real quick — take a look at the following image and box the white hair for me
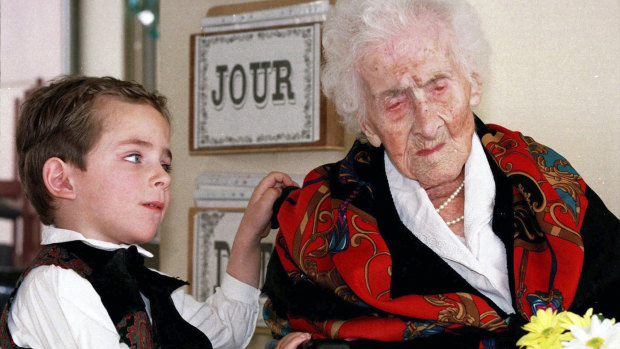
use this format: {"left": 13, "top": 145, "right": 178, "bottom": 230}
{"left": 321, "top": 0, "right": 491, "bottom": 135}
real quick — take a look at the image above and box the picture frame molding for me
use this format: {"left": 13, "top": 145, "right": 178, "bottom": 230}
{"left": 189, "top": 0, "right": 343, "bottom": 154}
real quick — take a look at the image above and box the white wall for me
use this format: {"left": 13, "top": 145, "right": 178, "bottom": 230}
{"left": 472, "top": 1, "right": 620, "bottom": 215}
{"left": 79, "top": 0, "right": 124, "bottom": 77}
{"left": 0, "top": 0, "right": 124, "bottom": 181}
{"left": 0, "top": 0, "right": 64, "bottom": 180}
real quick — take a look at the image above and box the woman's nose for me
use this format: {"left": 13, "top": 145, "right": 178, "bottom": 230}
{"left": 412, "top": 96, "right": 443, "bottom": 139}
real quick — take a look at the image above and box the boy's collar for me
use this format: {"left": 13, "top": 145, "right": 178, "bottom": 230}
{"left": 41, "top": 225, "right": 154, "bottom": 258}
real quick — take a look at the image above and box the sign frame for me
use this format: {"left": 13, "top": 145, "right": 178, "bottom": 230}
{"left": 189, "top": 4, "right": 342, "bottom": 154}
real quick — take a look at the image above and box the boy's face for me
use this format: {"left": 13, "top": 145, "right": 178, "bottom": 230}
{"left": 69, "top": 97, "right": 171, "bottom": 244}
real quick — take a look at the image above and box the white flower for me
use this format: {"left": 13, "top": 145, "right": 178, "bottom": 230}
{"left": 562, "top": 314, "right": 620, "bottom": 349}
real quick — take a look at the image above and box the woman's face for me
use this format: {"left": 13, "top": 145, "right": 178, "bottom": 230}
{"left": 358, "top": 22, "right": 482, "bottom": 189}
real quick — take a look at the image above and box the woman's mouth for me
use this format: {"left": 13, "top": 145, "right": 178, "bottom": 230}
{"left": 416, "top": 143, "right": 444, "bottom": 156}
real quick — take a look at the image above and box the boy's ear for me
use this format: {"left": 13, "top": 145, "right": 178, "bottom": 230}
{"left": 42, "top": 157, "right": 77, "bottom": 200}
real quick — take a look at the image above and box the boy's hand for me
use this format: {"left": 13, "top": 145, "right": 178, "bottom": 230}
{"left": 275, "top": 332, "right": 311, "bottom": 349}
{"left": 241, "top": 172, "right": 297, "bottom": 241}
{"left": 227, "top": 172, "right": 297, "bottom": 287}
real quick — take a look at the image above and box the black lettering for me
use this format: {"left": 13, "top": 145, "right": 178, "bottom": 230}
{"left": 272, "top": 60, "right": 295, "bottom": 103}
{"left": 214, "top": 241, "right": 230, "bottom": 291}
{"left": 249, "top": 61, "right": 272, "bottom": 107}
{"left": 211, "top": 65, "right": 228, "bottom": 108}
{"left": 229, "top": 64, "right": 246, "bottom": 107}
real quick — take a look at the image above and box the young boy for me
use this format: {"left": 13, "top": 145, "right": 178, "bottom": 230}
{"left": 0, "top": 76, "right": 300, "bottom": 348}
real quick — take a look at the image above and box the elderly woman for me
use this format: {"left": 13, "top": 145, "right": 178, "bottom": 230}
{"left": 263, "top": 0, "right": 619, "bottom": 347}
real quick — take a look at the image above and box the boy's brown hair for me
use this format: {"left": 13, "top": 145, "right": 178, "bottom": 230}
{"left": 16, "top": 75, "right": 171, "bottom": 225}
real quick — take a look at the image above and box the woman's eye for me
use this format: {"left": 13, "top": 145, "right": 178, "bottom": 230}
{"left": 162, "top": 163, "right": 172, "bottom": 173}
{"left": 385, "top": 96, "right": 407, "bottom": 111}
{"left": 431, "top": 82, "right": 447, "bottom": 94}
{"left": 386, "top": 102, "right": 402, "bottom": 111}
{"left": 124, "top": 154, "right": 141, "bottom": 163}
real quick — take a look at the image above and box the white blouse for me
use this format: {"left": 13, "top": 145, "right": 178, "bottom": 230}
{"left": 385, "top": 133, "right": 515, "bottom": 314}
{"left": 7, "top": 226, "right": 260, "bottom": 349}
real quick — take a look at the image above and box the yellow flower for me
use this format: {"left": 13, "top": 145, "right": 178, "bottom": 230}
{"left": 558, "top": 308, "right": 593, "bottom": 332}
{"left": 517, "top": 308, "right": 574, "bottom": 349}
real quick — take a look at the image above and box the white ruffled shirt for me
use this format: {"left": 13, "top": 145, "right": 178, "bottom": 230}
{"left": 7, "top": 226, "right": 260, "bottom": 349}
{"left": 385, "top": 134, "right": 515, "bottom": 314}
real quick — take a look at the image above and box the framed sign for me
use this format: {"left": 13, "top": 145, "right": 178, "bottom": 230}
{"left": 188, "top": 207, "right": 276, "bottom": 329}
{"left": 190, "top": 0, "right": 342, "bottom": 154}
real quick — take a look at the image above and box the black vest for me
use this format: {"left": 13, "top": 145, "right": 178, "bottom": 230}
{"left": 0, "top": 241, "right": 212, "bottom": 349}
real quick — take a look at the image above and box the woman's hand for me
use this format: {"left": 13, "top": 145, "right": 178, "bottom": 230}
{"left": 275, "top": 332, "right": 311, "bottom": 349}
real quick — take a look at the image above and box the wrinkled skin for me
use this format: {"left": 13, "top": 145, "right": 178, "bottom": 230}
{"left": 358, "top": 19, "right": 482, "bottom": 191}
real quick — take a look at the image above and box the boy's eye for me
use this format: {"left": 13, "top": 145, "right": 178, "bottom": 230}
{"left": 162, "top": 163, "right": 172, "bottom": 173}
{"left": 124, "top": 154, "right": 141, "bottom": 163}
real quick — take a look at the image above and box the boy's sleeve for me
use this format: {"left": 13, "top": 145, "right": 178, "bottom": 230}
{"left": 8, "top": 265, "right": 129, "bottom": 349}
{"left": 172, "top": 272, "right": 260, "bottom": 349}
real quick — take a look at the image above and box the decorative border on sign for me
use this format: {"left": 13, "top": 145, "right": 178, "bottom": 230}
{"left": 193, "top": 210, "right": 225, "bottom": 301}
{"left": 194, "top": 24, "right": 318, "bottom": 148}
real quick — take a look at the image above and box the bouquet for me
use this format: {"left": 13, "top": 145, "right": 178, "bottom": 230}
{"left": 517, "top": 308, "right": 620, "bottom": 349}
